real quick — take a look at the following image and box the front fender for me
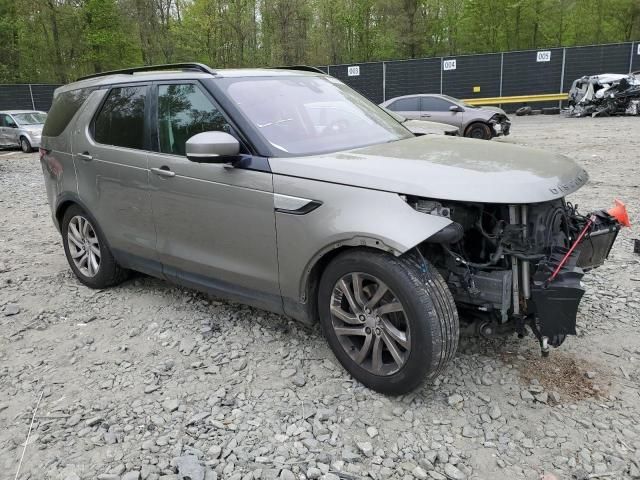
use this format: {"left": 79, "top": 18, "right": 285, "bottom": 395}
{"left": 273, "top": 175, "right": 452, "bottom": 307}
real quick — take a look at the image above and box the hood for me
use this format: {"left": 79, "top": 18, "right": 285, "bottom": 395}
{"left": 271, "top": 135, "right": 588, "bottom": 204}
{"left": 480, "top": 105, "right": 508, "bottom": 116}
{"left": 21, "top": 124, "right": 44, "bottom": 133}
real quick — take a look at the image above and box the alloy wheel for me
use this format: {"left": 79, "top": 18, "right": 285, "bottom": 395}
{"left": 67, "top": 215, "right": 101, "bottom": 277}
{"left": 329, "top": 272, "right": 410, "bottom": 376}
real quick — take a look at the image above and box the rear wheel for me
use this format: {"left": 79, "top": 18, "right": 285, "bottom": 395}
{"left": 465, "top": 122, "right": 492, "bottom": 140}
{"left": 20, "top": 137, "right": 33, "bottom": 153}
{"left": 62, "top": 205, "right": 128, "bottom": 288}
{"left": 318, "top": 250, "right": 459, "bottom": 395}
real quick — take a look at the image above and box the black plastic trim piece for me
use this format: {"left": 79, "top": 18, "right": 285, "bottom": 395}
{"left": 272, "top": 66, "right": 326, "bottom": 74}
{"left": 275, "top": 200, "right": 323, "bottom": 215}
{"left": 77, "top": 63, "right": 216, "bottom": 81}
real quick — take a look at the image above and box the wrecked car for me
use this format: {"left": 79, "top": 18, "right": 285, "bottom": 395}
{"left": 382, "top": 107, "right": 460, "bottom": 136}
{"left": 567, "top": 73, "right": 640, "bottom": 117}
{"left": 41, "top": 63, "right": 629, "bottom": 395}
{"left": 380, "top": 94, "right": 510, "bottom": 140}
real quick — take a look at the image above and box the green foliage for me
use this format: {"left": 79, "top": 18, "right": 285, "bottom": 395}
{"left": 1, "top": 0, "right": 638, "bottom": 83}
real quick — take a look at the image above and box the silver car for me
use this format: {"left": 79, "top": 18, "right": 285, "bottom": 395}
{"left": 40, "top": 64, "right": 624, "bottom": 394}
{"left": 0, "top": 110, "right": 47, "bottom": 152}
{"left": 380, "top": 94, "right": 510, "bottom": 140}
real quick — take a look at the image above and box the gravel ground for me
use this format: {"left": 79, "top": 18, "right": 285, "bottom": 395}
{"left": 1, "top": 115, "right": 639, "bottom": 480}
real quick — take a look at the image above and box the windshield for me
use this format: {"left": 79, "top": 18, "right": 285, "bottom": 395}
{"left": 220, "top": 76, "right": 412, "bottom": 156}
{"left": 440, "top": 94, "right": 476, "bottom": 109}
{"left": 13, "top": 112, "right": 47, "bottom": 125}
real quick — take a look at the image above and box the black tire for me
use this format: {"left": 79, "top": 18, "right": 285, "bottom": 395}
{"left": 464, "top": 122, "right": 492, "bottom": 140}
{"left": 61, "top": 205, "right": 128, "bottom": 289}
{"left": 515, "top": 106, "right": 532, "bottom": 116}
{"left": 318, "top": 249, "right": 459, "bottom": 395}
{"left": 20, "top": 137, "right": 33, "bottom": 153}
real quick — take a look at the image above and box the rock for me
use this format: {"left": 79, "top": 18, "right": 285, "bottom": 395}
{"left": 66, "top": 413, "right": 82, "bottom": 427}
{"left": 292, "top": 373, "right": 306, "bottom": 387}
{"left": 306, "top": 467, "right": 321, "bottom": 479}
{"left": 207, "top": 444, "right": 222, "bottom": 459}
{"left": 534, "top": 392, "right": 548, "bottom": 403}
{"left": 444, "top": 463, "right": 466, "bottom": 480}
{"left": 413, "top": 466, "right": 429, "bottom": 479}
{"left": 122, "top": 472, "right": 141, "bottom": 480}
{"left": 585, "top": 371, "right": 596, "bottom": 379}
{"left": 447, "top": 394, "right": 464, "bottom": 407}
{"left": 357, "top": 441, "right": 373, "bottom": 457}
{"left": 428, "top": 471, "right": 446, "bottom": 480}
{"left": 163, "top": 398, "right": 180, "bottom": 412}
{"left": 144, "top": 385, "right": 160, "bottom": 394}
{"left": 549, "top": 391, "right": 561, "bottom": 403}
{"left": 179, "top": 337, "right": 197, "bottom": 355}
{"left": 176, "top": 455, "right": 205, "bottom": 480}
{"left": 279, "top": 469, "right": 295, "bottom": 480}
{"left": 231, "top": 358, "right": 247, "bottom": 371}
{"left": 520, "top": 390, "right": 534, "bottom": 401}
{"left": 3, "top": 304, "right": 20, "bottom": 316}
{"left": 85, "top": 416, "right": 102, "bottom": 427}
{"left": 280, "top": 368, "right": 296, "bottom": 378}
{"left": 461, "top": 425, "right": 476, "bottom": 438}
{"left": 366, "top": 426, "right": 378, "bottom": 438}
{"left": 64, "top": 473, "right": 81, "bottom": 480}
{"left": 488, "top": 405, "right": 501, "bottom": 419}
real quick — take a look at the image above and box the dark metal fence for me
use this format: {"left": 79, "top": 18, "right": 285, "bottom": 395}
{"left": 325, "top": 42, "right": 640, "bottom": 110}
{"left": 1, "top": 42, "right": 639, "bottom": 112}
{"left": 0, "top": 84, "right": 59, "bottom": 111}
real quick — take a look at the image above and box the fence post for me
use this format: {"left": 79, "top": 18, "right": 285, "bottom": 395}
{"left": 559, "top": 48, "right": 567, "bottom": 109}
{"left": 440, "top": 57, "right": 443, "bottom": 94}
{"left": 499, "top": 52, "right": 504, "bottom": 108}
{"left": 28, "top": 84, "right": 35, "bottom": 110}
{"left": 629, "top": 42, "right": 635, "bottom": 73}
{"left": 382, "top": 61, "right": 386, "bottom": 102}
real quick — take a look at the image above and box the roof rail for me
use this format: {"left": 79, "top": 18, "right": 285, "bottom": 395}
{"left": 76, "top": 63, "right": 216, "bottom": 81}
{"left": 272, "top": 65, "right": 326, "bottom": 74}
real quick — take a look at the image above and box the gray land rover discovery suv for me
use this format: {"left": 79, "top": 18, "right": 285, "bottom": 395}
{"left": 40, "top": 63, "right": 626, "bottom": 394}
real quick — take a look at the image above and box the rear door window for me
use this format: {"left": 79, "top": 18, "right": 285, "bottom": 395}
{"left": 42, "top": 88, "right": 91, "bottom": 137}
{"left": 94, "top": 86, "right": 147, "bottom": 149}
{"left": 388, "top": 97, "right": 420, "bottom": 111}
{"left": 157, "top": 83, "right": 230, "bottom": 156}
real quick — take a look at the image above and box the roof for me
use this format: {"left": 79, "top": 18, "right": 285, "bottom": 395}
{"left": 58, "top": 64, "right": 324, "bottom": 94}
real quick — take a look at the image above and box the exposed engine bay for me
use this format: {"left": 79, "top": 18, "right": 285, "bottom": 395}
{"left": 410, "top": 196, "right": 627, "bottom": 354}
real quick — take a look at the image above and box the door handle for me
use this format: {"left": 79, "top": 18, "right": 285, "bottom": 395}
{"left": 420, "top": 114, "right": 431, "bottom": 118}
{"left": 151, "top": 167, "right": 176, "bottom": 178}
{"left": 77, "top": 152, "right": 93, "bottom": 161}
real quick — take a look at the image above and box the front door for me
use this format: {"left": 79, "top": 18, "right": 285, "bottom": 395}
{"left": 147, "top": 82, "right": 281, "bottom": 311}
{"left": 388, "top": 96, "right": 422, "bottom": 120}
{"left": 421, "top": 96, "right": 463, "bottom": 128}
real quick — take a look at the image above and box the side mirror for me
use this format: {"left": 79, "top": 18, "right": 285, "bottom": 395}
{"left": 186, "top": 131, "right": 240, "bottom": 162}
{"left": 449, "top": 105, "right": 464, "bottom": 113}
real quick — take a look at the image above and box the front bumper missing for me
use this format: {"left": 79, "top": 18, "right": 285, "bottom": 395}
{"left": 529, "top": 211, "right": 620, "bottom": 342}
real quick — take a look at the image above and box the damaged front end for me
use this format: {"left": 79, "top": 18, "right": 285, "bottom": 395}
{"left": 413, "top": 197, "right": 629, "bottom": 355}
{"left": 567, "top": 73, "right": 640, "bottom": 118}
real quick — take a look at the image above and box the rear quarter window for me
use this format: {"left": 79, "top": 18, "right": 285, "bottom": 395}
{"left": 42, "top": 88, "right": 92, "bottom": 137}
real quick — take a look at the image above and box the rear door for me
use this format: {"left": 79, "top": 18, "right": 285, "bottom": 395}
{"left": 421, "top": 96, "right": 462, "bottom": 127}
{"left": 147, "top": 81, "right": 281, "bottom": 309}
{"left": 386, "top": 96, "right": 422, "bottom": 120}
{"left": 72, "top": 84, "right": 159, "bottom": 274}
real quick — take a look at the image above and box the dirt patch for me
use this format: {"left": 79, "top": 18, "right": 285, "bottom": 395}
{"left": 502, "top": 349, "right": 611, "bottom": 401}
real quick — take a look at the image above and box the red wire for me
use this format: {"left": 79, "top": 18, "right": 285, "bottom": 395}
{"left": 546, "top": 215, "right": 594, "bottom": 285}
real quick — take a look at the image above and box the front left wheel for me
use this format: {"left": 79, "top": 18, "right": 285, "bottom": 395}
{"left": 318, "top": 250, "right": 459, "bottom": 395}
{"left": 62, "top": 205, "right": 128, "bottom": 289}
